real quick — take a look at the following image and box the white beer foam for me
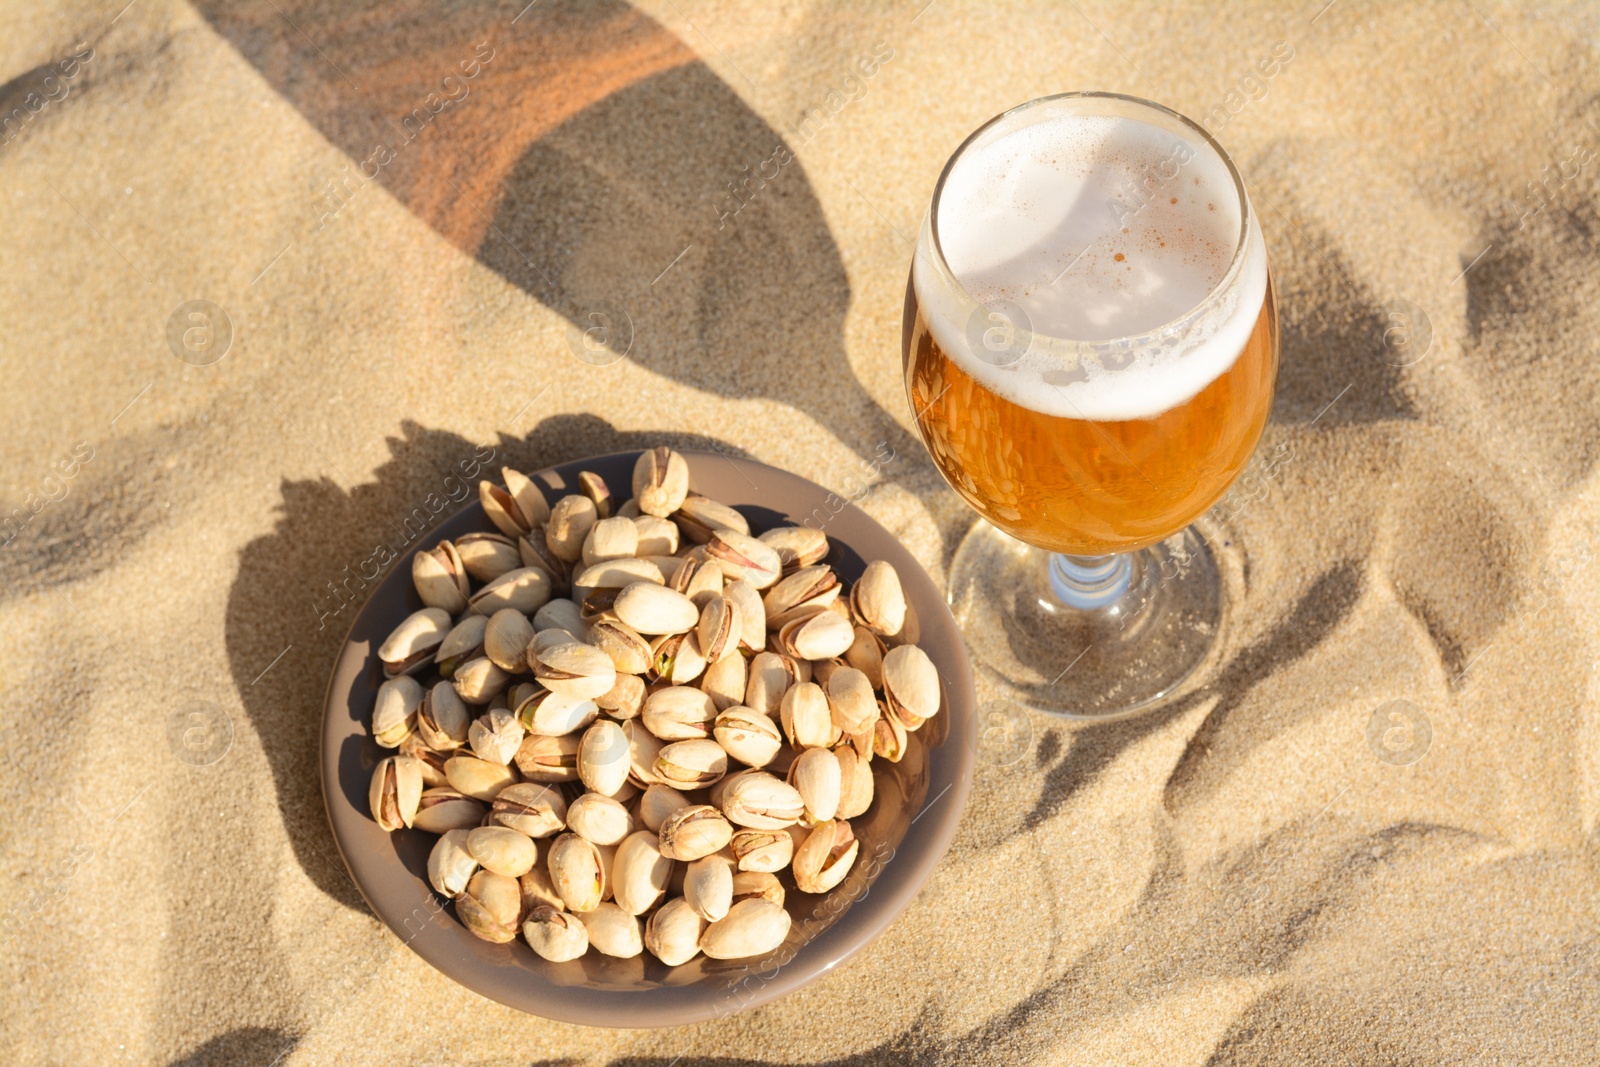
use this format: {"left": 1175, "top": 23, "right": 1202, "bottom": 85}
{"left": 915, "top": 110, "right": 1267, "bottom": 422}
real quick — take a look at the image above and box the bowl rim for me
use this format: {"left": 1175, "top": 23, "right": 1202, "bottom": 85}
{"left": 319, "top": 449, "right": 975, "bottom": 1026}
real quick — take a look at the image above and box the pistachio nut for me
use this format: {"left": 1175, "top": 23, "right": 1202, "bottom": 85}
{"left": 833, "top": 744, "right": 876, "bottom": 820}
{"left": 611, "top": 830, "right": 672, "bottom": 916}
{"left": 758, "top": 526, "right": 828, "bottom": 574}
{"left": 673, "top": 556, "right": 725, "bottom": 607}
{"left": 483, "top": 609, "right": 535, "bottom": 673}
{"left": 723, "top": 579, "right": 766, "bottom": 651}
{"left": 588, "top": 619, "right": 652, "bottom": 675}
{"left": 580, "top": 515, "right": 638, "bottom": 567}
{"left": 412, "top": 541, "right": 470, "bottom": 614}
{"left": 467, "top": 825, "right": 538, "bottom": 878}
{"left": 565, "top": 791, "right": 634, "bottom": 846}
{"left": 744, "top": 651, "right": 795, "bottom": 716}
{"left": 729, "top": 869, "right": 786, "bottom": 909}
{"left": 704, "top": 529, "right": 782, "bottom": 589}
{"left": 786, "top": 747, "right": 841, "bottom": 824}
{"left": 779, "top": 682, "right": 837, "bottom": 750}
{"left": 632, "top": 447, "right": 690, "bottom": 518}
{"left": 882, "top": 643, "right": 941, "bottom": 729}
{"left": 614, "top": 582, "right": 699, "bottom": 635}
{"left": 697, "top": 595, "right": 741, "bottom": 663}
{"left": 762, "top": 566, "right": 842, "bottom": 629}
{"left": 644, "top": 897, "right": 707, "bottom": 966}
{"left": 648, "top": 631, "right": 706, "bottom": 685}
{"left": 379, "top": 608, "right": 452, "bottom": 677}
{"left": 825, "top": 666, "right": 879, "bottom": 736}
{"left": 468, "top": 707, "right": 526, "bottom": 766}
{"left": 480, "top": 472, "right": 543, "bottom": 538}
{"left": 545, "top": 494, "right": 598, "bottom": 564}
{"left": 729, "top": 829, "right": 794, "bottom": 874}
{"left": 577, "top": 720, "right": 630, "bottom": 797}
{"left": 633, "top": 514, "right": 679, "bottom": 556}
{"left": 642, "top": 686, "right": 718, "bottom": 741}
{"left": 522, "top": 905, "right": 589, "bottom": 962}
{"left": 672, "top": 495, "right": 750, "bottom": 544}
{"left": 574, "top": 557, "right": 664, "bottom": 591}
{"left": 452, "top": 657, "right": 510, "bottom": 706}
{"left": 843, "top": 624, "right": 886, "bottom": 689}
{"left": 579, "top": 901, "right": 644, "bottom": 958}
{"left": 700, "top": 898, "right": 791, "bottom": 960}
{"left": 850, "top": 559, "right": 907, "bottom": 637}
{"left": 457, "top": 869, "right": 522, "bottom": 944}
{"left": 778, "top": 609, "right": 856, "bottom": 662}
{"left": 571, "top": 470, "right": 609, "bottom": 518}
{"left": 415, "top": 680, "right": 470, "bottom": 751}
{"left": 638, "top": 783, "right": 692, "bottom": 833}
{"left": 713, "top": 706, "right": 783, "bottom": 768}
{"left": 469, "top": 567, "right": 553, "bottom": 616}
{"left": 657, "top": 805, "right": 733, "bottom": 862}
{"left": 514, "top": 689, "right": 600, "bottom": 737}
{"left": 513, "top": 732, "right": 582, "bottom": 783}
{"left": 369, "top": 755, "right": 423, "bottom": 831}
{"left": 456, "top": 531, "right": 521, "bottom": 583}
{"left": 547, "top": 832, "right": 606, "bottom": 913}
{"left": 684, "top": 852, "right": 734, "bottom": 922}
{"left": 433, "top": 614, "right": 488, "bottom": 678}
{"left": 792, "top": 819, "right": 859, "bottom": 895}
{"left": 719, "top": 771, "right": 804, "bottom": 829}
{"left": 372, "top": 676, "right": 423, "bottom": 748}
{"left": 700, "top": 651, "right": 747, "bottom": 712}
{"left": 533, "top": 641, "right": 616, "bottom": 701}
{"left": 444, "top": 754, "right": 518, "bottom": 802}
{"left": 595, "top": 672, "right": 646, "bottom": 719}
{"left": 490, "top": 782, "right": 568, "bottom": 838}
{"left": 427, "top": 828, "right": 479, "bottom": 897}
{"left": 412, "top": 787, "right": 487, "bottom": 833}
{"left": 652, "top": 739, "right": 728, "bottom": 789}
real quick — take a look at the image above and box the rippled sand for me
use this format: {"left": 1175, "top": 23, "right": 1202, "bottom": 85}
{"left": 1, "top": 1, "right": 1597, "bottom": 1063}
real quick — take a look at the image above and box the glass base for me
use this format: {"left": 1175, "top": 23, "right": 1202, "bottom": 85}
{"left": 948, "top": 519, "right": 1228, "bottom": 719}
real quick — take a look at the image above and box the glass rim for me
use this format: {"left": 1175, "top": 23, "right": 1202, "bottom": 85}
{"left": 924, "top": 90, "right": 1257, "bottom": 351}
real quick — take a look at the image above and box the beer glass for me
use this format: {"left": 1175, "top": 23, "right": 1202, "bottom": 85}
{"left": 904, "top": 92, "right": 1279, "bottom": 718}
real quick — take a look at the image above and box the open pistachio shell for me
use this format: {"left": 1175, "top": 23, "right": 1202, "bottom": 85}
{"left": 379, "top": 608, "right": 452, "bottom": 677}
{"left": 369, "top": 755, "right": 423, "bottom": 830}
{"left": 523, "top": 905, "right": 589, "bottom": 962}
{"left": 412, "top": 541, "right": 469, "bottom": 614}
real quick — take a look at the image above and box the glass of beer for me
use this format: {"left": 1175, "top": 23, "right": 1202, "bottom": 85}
{"left": 904, "top": 92, "right": 1279, "bottom": 717}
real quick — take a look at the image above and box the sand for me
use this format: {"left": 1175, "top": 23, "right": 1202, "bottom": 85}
{"left": 2, "top": 0, "right": 1599, "bottom": 1063}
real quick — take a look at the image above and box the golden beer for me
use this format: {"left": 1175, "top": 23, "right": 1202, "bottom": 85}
{"left": 905, "top": 279, "right": 1278, "bottom": 555}
{"left": 900, "top": 90, "right": 1282, "bottom": 717}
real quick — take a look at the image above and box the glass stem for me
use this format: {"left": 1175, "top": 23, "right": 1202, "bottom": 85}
{"left": 1048, "top": 552, "right": 1134, "bottom": 610}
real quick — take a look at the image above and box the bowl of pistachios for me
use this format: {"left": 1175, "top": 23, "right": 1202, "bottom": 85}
{"left": 321, "top": 448, "right": 975, "bottom": 1025}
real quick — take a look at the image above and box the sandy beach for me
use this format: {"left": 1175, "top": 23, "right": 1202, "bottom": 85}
{"left": 2, "top": 0, "right": 1599, "bottom": 1063}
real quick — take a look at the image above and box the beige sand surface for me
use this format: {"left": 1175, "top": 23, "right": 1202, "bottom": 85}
{"left": 3, "top": 0, "right": 1599, "bottom": 1063}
